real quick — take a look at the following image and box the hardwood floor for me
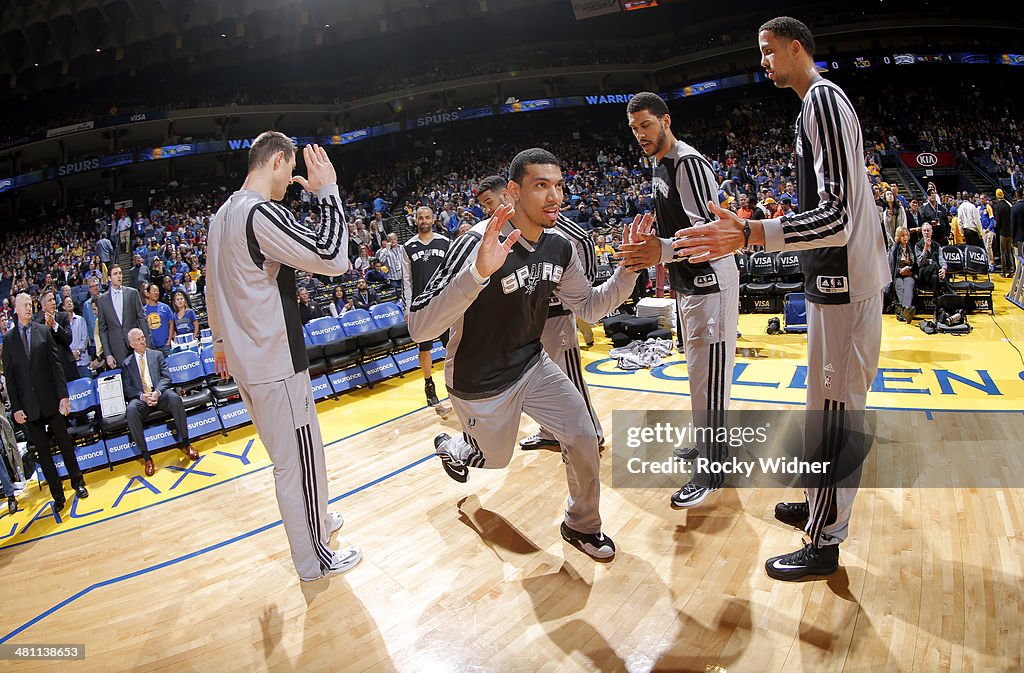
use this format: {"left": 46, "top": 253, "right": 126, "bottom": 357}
{"left": 1, "top": 379, "right": 1021, "bottom": 672}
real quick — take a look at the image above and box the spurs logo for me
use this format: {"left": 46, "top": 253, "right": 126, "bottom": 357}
{"left": 500, "top": 262, "right": 564, "bottom": 295}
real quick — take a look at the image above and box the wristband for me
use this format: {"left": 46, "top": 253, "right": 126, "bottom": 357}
{"left": 468, "top": 262, "right": 488, "bottom": 285}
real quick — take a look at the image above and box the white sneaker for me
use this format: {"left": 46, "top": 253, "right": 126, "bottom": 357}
{"left": 301, "top": 546, "right": 362, "bottom": 581}
{"left": 324, "top": 546, "right": 362, "bottom": 577}
{"left": 328, "top": 511, "right": 344, "bottom": 534}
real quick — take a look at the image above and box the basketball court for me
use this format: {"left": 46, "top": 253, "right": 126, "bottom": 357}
{"left": 1, "top": 278, "right": 1022, "bottom": 672}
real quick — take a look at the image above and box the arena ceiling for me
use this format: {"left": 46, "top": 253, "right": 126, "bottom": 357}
{"left": 0, "top": 0, "right": 564, "bottom": 95}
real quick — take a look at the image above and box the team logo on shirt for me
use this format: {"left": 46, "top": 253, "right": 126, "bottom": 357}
{"left": 500, "top": 262, "right": 564, "bottom": 295}
{"left": 816, "top": 276, "right": 848, "bottom": 294}
{"left": 410, "top": 248, "right": 447, "bottom": 262}
{"left": 652, "top": 176, "right": 671, "bottom": 199}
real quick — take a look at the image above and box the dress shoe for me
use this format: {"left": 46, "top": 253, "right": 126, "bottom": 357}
{"left": 53, "top": 497, "right": 66, "bottom": 513}
{"left": 7, "top": 496, "right": 17, "bottom": 516}
{"left": 144, "top": 459, "right": 155, "bottom": 477}
{"left": 75, "top": 485, "right": 89, "bottom": 499}
{"left": 181, "top": 444, "right": 199, "bottom": 461}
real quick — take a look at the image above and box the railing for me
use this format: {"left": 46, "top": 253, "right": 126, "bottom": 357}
{"left": 894, "top": 155, "right": 928, "bottom": 202}
{"left": 961, "top": 156, "right": 1002, "bottom": 191}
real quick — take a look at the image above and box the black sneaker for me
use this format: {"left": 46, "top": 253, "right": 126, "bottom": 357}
{"left": 673, "top": 446, "right": 699, "bottom": 461}
{"left": 434, "top": 433, "right": 469, "bottom": 483}
{"left": 670, "top": 482, "right": 717, "bottom": 508}
{"left": 425, "top": 378, "right": 441, "bottom": 407}
{"left": 774, "top": 501, "right": 809, "bottom": 528}
{"left": 560, "top": 521, "right": 616, "bottom": 561}
{"left": 765, "top": 543, "right": 839, "bottom": 581}
{"left": 520, "top": 432, "right": 561, "bottom": 451}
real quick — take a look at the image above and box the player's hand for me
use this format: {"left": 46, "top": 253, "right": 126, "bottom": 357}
{"left": 473, "top": 204, "right": 520, "bottom": 278}
{"left": 672, "top": 201, "right": 747, "bottom": 263}
{"left": 214, "top": 350, "right": 230, "bottom": 380}
{"left": 291, "top": 144, "right": 336, "bottom": 194}
{"left": 613, "top": 212, "right": 657, "bottom": 272}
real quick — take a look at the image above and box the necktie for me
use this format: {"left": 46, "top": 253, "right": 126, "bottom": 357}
{"left": 21, "top": 326, "right": 29, "bottom": 357}
{"left": 139, "top": 353, "right": 153, "bottom": 394}
{"left": 114, "top": 289, "right": 123, "bottom": 324}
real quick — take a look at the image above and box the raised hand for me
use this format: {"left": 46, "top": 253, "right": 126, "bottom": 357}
{"left": 672, "top": 200, "right": 746, "bottom": 263}
{"left": 473, "top": 203, "right": 521, "bottom": 278}
{"left": 613, "top": 212, "right": 658, "bottom": 272}
{"left": 290, "top": 144, "right": 337, "bottom": 194}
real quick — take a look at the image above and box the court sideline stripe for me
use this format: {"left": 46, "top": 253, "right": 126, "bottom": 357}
{"left": 0, "top": 400, "right": 448, "bottom": 552}
{"left": 0, "top": 453, "right": 436, "bottom": 645}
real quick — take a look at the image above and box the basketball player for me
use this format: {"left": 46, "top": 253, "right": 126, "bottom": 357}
{"left": 400, "top": 205, "right": 452, "bottom": 417}
{"left": 409, "top": 148, "right": 657, "bottom": 561}
{"left": 617, "top": 92, "right": 739, "bottom": 509}
{"left": 475, "top": 174, "right": 604, "bottom": 452}
{"left": 673, "top": 17, "right": 888, "bottom": 580}
{"left": 206, "top": 133, "right": 361, "bottom": 581}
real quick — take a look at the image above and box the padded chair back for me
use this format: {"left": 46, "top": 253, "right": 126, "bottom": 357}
{"left": 964, "top": 245, "right": 989, "bottom": 274}
{"left": 776, "top": 251, "right": 802, "bottom": 277}
{"left": 200, "top": 345, "right": 217, "bottom": 377}
{"left": 940, "top": 245, "right": 966, "bottom": 274}
{"left": 305, "top": 316, "right": 344, "bottom": 345}
{"left": 340, "top": 309, "right": 376, "bottom": 336}
{"left": 165, "top": 350, "right": 205, "bottom": 386}
{"left": 747, "top": 251, "right": 778, "bottom": 279}
{"left": 369, "top": 302, "right": 404, "bottom": 329}
{"left": 67, "top": 377, "right": 99, "bottom": 413}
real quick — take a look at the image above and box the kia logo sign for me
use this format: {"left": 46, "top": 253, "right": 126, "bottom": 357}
{"left": 916, "top": 153, "right": 939, "bottom": 167}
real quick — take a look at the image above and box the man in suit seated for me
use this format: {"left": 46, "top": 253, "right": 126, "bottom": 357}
{"left": 121, "top": 327, "right": 198, "bottom": 476}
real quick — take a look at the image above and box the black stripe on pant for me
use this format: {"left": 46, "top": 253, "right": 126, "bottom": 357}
{"left": 706, "top": 341, "right": 728, "bottom": 490}
{"left": 562, "top": 346, "right": 600, "bottom": 440}
{"left": 463, "top": 432, "right": 485, "bottom": 467}
{"left": 808, "top": 400, "right": 844, "bottom": 546}
{"left": 295, "top": 424, "right": 335, "bottom": 571}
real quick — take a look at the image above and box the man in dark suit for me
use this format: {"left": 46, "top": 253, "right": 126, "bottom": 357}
{"left": 121, "top": 327, "right": 198, "bottom": 477}
{"left": 1013, "top": 190, "right": 1024, "bottom": 261}
{"left": 33, "top": 290, "right": 80, "bottom": 383}
{"left": 2, "top": 293, "right": 88, "bottom": 510}
{"left": 98, "top": 265, "right": 151, "bottom": 370}
{"left": 921, "top": 191, "right": 950, "bottom": 245}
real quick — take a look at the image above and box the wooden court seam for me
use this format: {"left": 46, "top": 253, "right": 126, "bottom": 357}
{"left": 0, "top": 452, "right": 437, "bottom": 645}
